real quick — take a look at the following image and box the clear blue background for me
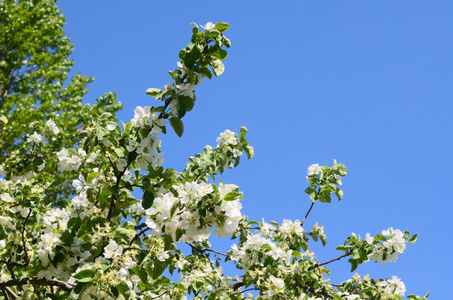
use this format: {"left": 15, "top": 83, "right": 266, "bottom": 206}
{"left": 59, "top": 1, "right": 452, "bottom": 298}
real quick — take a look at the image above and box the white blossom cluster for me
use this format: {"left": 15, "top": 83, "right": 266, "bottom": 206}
{"left": 25, "top": 119, "right": 60, "bottom": 146}
{"left": 56, "top": 148, "right": 87, "bottom": 171}
{"left": 145, "top": 182, "right": 242, "bottom": 244}
{"left": 366, "top": 228, "right": 407, "bottom": 263}
{"left": 128, "top": 106, "right": 166, "bottom": 171}
{"left": 71, "top": 174, "right": 98, "bottom": 209}
{"left": 307, "top": 163, "right": 321, "bottom": 177}
{"left": 306, "top": 163, "right": 342, "bottom": 185}
{"left": 26, "top": 131, "right": 46, "bottom": 145}
{"left": 265, "top": 275, "right": 285, "bottom": 297}
{"left": 175, "top": 62, "right": 203, "bottom": 98}
{"left": 341, "top": 273, "right": 406, "bottom": 299}
{"left": 181, "top": 263, "right": 227, "bottom": 293}
{"left": 216, "top": 129, "right": 243, "bottom": 161}
{"left": 130, "top": 106, "right": 165, "bottom": 135}
{"left": 46, "top": 119, "right": 60, "bottom": 134}
{"left": 378, "top": 275, "right": 406, "bottom": 297}
{"left": 230, "top": 232, "right": 293, "bottom": 271}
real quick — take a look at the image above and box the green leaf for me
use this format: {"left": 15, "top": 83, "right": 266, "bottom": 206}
{"left": 130, "top": 266, "right": 148, "bottom": 284}
{"left": 336, "top": 245, "right": 349, "bottom": 252}
{"left": 114, "top": 147, "right": 125, "bottom": 157}
{"left": 116, "top": 227, "right": 136, "bottom": 242}
{"left": 169, "top": 117, "right": 184, "bottom": 137}
{"left": 197, "top": 67, "right": 212, "bottom": 80}
{"left": 142, "top": 191, "right": 155, "bottom": 210}
{"left": 153, "top": 260, "right": 167, "bottom": 279}
{"left": 67, "top": 217, "right": 82, "bottom": 235}
{"left": 224, "top": 191, "right": 243, "bottom": 201}
{"left": 117, "top": 282, "right": 131, "bottom": 300}
{"left": 146, "top": 88, "right": 162, "bottom": 98}
{"left": 408, "top": 233, "right": 418, "bottom": 244}
{"left": 73, "top": 269, "right": 96, "bottom": 283}
{"left": 212, "top": 49, "right": 228, "bottom": 60}
{"left": 72, "top": 282, "right": 87, "bottom": 295}
{"left": 178, "top": 97, "right": 189, "bottom": 119}
{"left": 60, "top": 231, "right": 74, "bottom": 244}
{"left": 214, "top": 22, "right": 230, "bottom": 32}
{"left": 320, "top": 234, "right": 327, "bottom": 247}
{"left": 0, "top": 226, "right": 7, "bottom": 240}
{"left": 350, "top": 259, "right": 358, "bottom": 272}
{"left": 96, "top": 125, "right": 107, "bottom": 139}
{"left": 164, "top": 234, "right": 173, "bottom": 251}
{"left": 184, "top": 44, "right": 199, "bottom": 69}
{"left": 209, "top": 59, "right": 225, "bottom": 77}
{"left": 22, "top": 185, "right": 31, "bottom": 196}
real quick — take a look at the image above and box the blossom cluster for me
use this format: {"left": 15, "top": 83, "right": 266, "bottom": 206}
{"left": 145, "top": 181, "right": 243, "bottom": 244}
{"left": 56, "top": 148, "right": 88, "bottom": 171}
{"left": 339, "top": 273, "right": 407, "bottom": 299}
{"left": 366, "top": 227, "right": 408, "bottom": 263}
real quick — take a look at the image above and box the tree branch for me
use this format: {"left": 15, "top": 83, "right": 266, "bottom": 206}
{"left": 301, "top": 201, "right": 315, "bottom": 228}
{"left": 129, "top": 225, "right": 150, "bottom": 246}
{"left": 186, "top": 243, "right": 227, "bottom": 257}
{"left": 299, "top": 238, "right": 323, "bottom": 276}
{"left": 316, "top": 250, "right": 353, "bottom": 267}
{"left": 20, "top": 209, "right": 32, "bottom": 266}
{"left": 5, "top": 287, "right": 17, "bottom": 299}
{"left": 0, "top": 278, "right": 74, "bottom": 292}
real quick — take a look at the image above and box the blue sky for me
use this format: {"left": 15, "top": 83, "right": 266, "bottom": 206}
{"left": 59, "top": 1, "right": 452, "bottom": 298}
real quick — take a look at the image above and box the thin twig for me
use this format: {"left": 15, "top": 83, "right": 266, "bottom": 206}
{"left": 129, "top": 226, "right": 150, "bottom": 246}
{"left": 5, "top": 287, "right": 19, "bottom": 299}
{"left": 316, "top": 250, "right": 353, "bottom": 267}
{"left": 186, "top": 243, "right": 227, "bottom": 257}
{"left": 20, "top": 209, "right": 32, "bottom": 266}
{"left": 1, "top": 288, "right": 10, "bottom": 300}
{"left": 151, "top": 291, "right": 168, "bottom": 299}
{"left": 300, "top": 238, "right": 323, "bottom": 276}
{"left": 231, "top": 288, "right": 258, "bottom": 296}
{"left": 301, "top": 201, "right": 315, "bottom": 228}
{"left": 31, "top": 280, "right": 42, "bottom": 300}
{"left": 134, "top": 223, "right": 148, "bottom": 231}
{"left": 4, "top": 287, "right": 17, "bottom": 299}
{"left": 185, "top": 243, "right": 214, "bottom": 269}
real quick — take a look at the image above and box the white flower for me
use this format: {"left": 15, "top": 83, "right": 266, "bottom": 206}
{"left": 45, "top": 119, "right": 60, "bottom": 134}
{"left": 176, "top": 82, "right": 196, "bottom": 98}
{"left": 216, "top": 130, "right": 238, "bottom": 147}
{"left": 365, "top": 233, "right": 373, "bottom": 244}
{"left": 201, "top": 22, "right": 215, "bottom": 31}
{"left": 116, "top": 158, "right": 128, "bottom": 172}
{"left": 72, "top": 195, "right": 89, "bottom": 208}
{"left": 104, "top": 240, "right": 123, "bottom": 259}
{"left": 0, "top": 194, "right": 15, "bottom": 203}
{"left": 307, "top": 164, "right": 321, "bottom": 176}
{"left": 86, "top": 150, "right": 100, "bottom": 163}
{"left": 379, "top": 276, "right": 406, "bottom": 297}
{"left": 131, "top": 106, "right": 151, "bottom": 128}
{"left": 72, "top": 175, "right": 87, "bottom": 194}
{"left": 27, "top": 131, "right": 45, "bottom": 145}
{"left": 156, "top": 250, "right": 169, "bottom": 261}
{"left": 57, "top": 148, "right": 84, "bottom": 171}
{"left": 9, "top": 206, "right": 31, "bottom": 218}
{"left": 107, "top": 124, "right": 117, "bottom": 131}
